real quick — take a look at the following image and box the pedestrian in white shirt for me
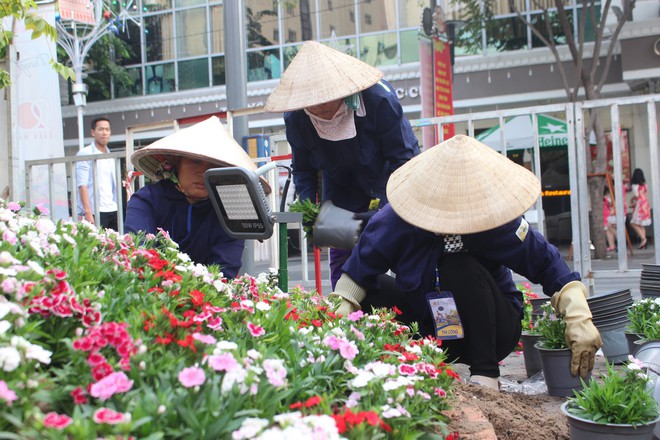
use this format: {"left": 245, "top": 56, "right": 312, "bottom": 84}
{"left": 76, "top": 117, "right": 118, "bottom": 230}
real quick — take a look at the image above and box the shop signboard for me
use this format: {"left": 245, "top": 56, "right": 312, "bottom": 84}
{"left": 58, "top": 0, "right": 96, "bottom": 25}
{"left": 476, "top": 114, "right": 568, "bottom": 151}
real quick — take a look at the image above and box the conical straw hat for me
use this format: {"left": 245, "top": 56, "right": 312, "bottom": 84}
{"left": 131, "top": 116, "right": 271, "bottom": 193}
{"left": 387, "top": 135, "right": 541, "bottom": 234}
{"left": 264, "top": 41, "right": 383, "bottom": 112}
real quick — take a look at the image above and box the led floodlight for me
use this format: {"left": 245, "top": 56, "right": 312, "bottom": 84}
{"left": 205, "top": 166, "right": 274, "bottom": 240}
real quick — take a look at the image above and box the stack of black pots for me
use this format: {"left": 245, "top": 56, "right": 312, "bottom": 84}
{"left": 640, "top": 264, "right": 660, "bottom": 299}
{"left": 586, "top": 289, "right": 633, "bottom": 364}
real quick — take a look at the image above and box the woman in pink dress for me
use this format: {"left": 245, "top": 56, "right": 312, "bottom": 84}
{"left": 603, "top": 187, "right": 616, "bottom": 251}
{"left": 629, "top": 168, "right": 652, "bottom": 249}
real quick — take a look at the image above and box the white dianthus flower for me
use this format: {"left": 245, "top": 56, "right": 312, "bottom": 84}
{"left": 0, "top": 321, "right": 11, "bottom": 335}
{"left": 349, "top": 371, "right": 374, "bottom": 388}
{"left": 256, "top": 301, "right": 271, "bottom": 311}
{"left": 26, "top": 260, "right": 45, "bottom": 276}
{"left": 0, "top": 346, "right": 21, "bottom": 372}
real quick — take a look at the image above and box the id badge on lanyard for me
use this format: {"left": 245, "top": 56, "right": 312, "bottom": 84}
{"left": 425, "top": 268, "right": 464, "bottom": 340}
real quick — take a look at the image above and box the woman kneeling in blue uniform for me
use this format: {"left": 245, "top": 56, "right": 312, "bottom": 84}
{"left": 125, "top": 116, "right": 270, "bottom": 279}
{"left": 330, "top": 135, "right": 602, "bottom": 390}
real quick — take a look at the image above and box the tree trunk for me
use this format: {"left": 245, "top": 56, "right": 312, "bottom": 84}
{"left": 588, "top": 112, "right": 608, "bottom": 260}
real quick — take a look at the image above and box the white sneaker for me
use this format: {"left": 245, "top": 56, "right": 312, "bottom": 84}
{"left": 468, "top": 375, "right": 500, "bottom": 390}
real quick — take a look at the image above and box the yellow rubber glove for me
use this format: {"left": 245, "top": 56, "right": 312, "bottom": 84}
{"left": 329, "top": 274, "right": 366, "bottom": 317}
{"left": 551, "top": 281, "right": 603, "bottom": 378}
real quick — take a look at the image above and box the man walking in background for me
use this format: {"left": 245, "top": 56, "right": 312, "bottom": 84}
{"left": 76, "top": 117, "right": 118, "bottom": 230}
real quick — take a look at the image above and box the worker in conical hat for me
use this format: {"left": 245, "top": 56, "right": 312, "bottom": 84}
{"left": 125, "top": 116, "right": 271, "bottom": 278}
{"left": 265, "top": 40, "right": 419, "bottom": 288}
{"left": 330, "top": 135, "right": 602, "bottom": 390}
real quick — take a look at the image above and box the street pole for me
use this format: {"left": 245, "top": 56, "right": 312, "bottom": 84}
{"left": 72, "top": 81, "right": 88, "bottom": 151}
{"left": 224, "top": 0, "right": 255, "bottom": 276}
{"left": 57, "top": 0, "right": 139, "bottom": 151}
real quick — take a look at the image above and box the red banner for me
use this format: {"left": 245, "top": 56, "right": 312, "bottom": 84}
{"left": 433, "top": 38, "right": 455, "bottom": 141}
{"left": 58, "top": 0, "right": 95, "bottom": 25}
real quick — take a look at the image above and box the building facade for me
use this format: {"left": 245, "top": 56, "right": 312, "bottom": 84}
{"left": 59, "top": 0, "right": 660, "bottom": 161}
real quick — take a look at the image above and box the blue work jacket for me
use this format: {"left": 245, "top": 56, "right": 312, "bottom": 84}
{"left": 285, "top": 80, "right": 419, "bottom": 213}
{"left": 124, "top": 180, "right": 244, "bottom": 278}
{"left": 342, "top": 204, "right": 580, "bottom": 316}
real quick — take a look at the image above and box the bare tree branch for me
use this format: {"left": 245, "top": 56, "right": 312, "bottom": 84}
{"left": 587, "top": 0, "right": 613, "bottom": 88}
{"left": 509, "top": 0, "right": 574, "bottom": 99}
{"left": 596, "top": 0, "right": 637, "bottom": 92}
{"left": 553, "top": 0, "right": 581, "bottom": 100}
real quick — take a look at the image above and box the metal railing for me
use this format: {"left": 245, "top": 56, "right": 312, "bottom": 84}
{"left": 24, "top": 143, "right": 310, "bottom": 280}
{"left": 23, "top": 94, "right": 660, "bottom": 285}
{"left": 25, "top": 151, "right": 126, "bottom": 231}
{"left": 407, "top": 94, "right": 660, "bottom": 283}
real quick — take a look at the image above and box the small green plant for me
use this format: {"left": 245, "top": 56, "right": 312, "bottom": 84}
{"left": 535, "top": 302, "right": 567, "bottom": 349}
{"left": 627, "top": 297, "right": 660, "bottom": 342}
{"left": 288, "top": 197, "right": 320, "bottom": 240}
{"left": 566, "top": 356, "right": 660, "bottom": 425}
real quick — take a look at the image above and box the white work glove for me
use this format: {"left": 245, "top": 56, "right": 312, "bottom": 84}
{"left": 551, "top": 281, "right": 603, "bottom": 378}
{"left": 329, "top": 274, "right": 366, "bottom": 317}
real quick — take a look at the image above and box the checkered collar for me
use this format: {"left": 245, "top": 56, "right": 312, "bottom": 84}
{"left": 443, "top": 235, "right": 464, "bottom": 253}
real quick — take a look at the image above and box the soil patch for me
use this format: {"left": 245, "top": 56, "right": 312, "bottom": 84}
{"left": 441, "top": 350, "right": 617, "bottom": 439}
{"left": 446, "top": 381, "right": 569, "bottom": 439}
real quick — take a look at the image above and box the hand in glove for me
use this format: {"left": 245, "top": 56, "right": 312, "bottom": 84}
{"left": 353, "top": 210, "right": 378, "bottom": 235}
{"left": 551, "top": 281, "right": 603, "bottom": 378}
{"left": 313, "top": 201, "right": 362, "bottom": 249}
{"left": 329, "top": 274, "right": 366, "bottom": 317}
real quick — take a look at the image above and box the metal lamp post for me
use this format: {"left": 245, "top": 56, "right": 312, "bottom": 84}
{"left": 70, "top": 83, "right": 88, "bottom": 151}
{"left": 204, "top": 163, "right": 299, "bottom": 292}
{"left": 56, "top": 0, "right": 139, "bottom": 151}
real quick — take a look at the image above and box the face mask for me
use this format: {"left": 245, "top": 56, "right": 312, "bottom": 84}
{"left": 304, "top": 102, "right": 357, "bottom": 141}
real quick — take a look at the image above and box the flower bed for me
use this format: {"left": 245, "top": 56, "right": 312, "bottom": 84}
{"left": 0, "top": 200, "right": 458, "bottom": 438}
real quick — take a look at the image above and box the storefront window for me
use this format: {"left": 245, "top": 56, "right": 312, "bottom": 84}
{"left": 210, "top": 4, "right": 224, "bottom": 53}
{"left": 359, "top": 32, "right": 398, "bottom": 66}
{"left": 247, "top": 48, "right": 281, "bottom": 82}
{"left": 282, "top": 44, "right": 301, "bottom": 69}
{"left": 142, "top": 0, "right": 171, "bottom": 13}
{"left": 174, "top": 0, "right": 205, "bottom": 7}
{"left": 398, "top": 0, "right": 424, "bottom": 28}
{"left": 145, "top": 63, "right": 175, "bottom": 94}
{"left": 322, "top": 37, "right": 357, "bottom": 57}
{"left": 145, "top": 14, "right": 174, "bottom": 61}
{"left": 246, "top": 0, "right": 279, "bottom": 48}
{"left": 115, "top": 67, "right": 143, "bottom": 98}
{"left": 359, "top": 0, "right": 396, "bottom": 33}
{"left": 530, "top": 10, "right": 569, "bottom": 48}
{"left": 212, "top": 56, "right": 225, "bottom": 86}
{"left": 85, "top": 72, "right": 111, "bottom": 102}
{"left": 320, "top": 0, "right": 355, "bottom": 39}
{"left": 491, "top": 0, "right": 573, "bottom": 15}
{"left": 178, "top": 58, "right": 209, "bottom": 90}
{"left": 400, "top": 29, "right": 420, "bottom": 63}
{"left": 282, "top": 0, "right": 317, "bottom": 43}
{"left": 116, "top": 20, "right": 142, "bottom": 65}
{"left": 176, "top": 8, "right": 209, "bottom": 57}
{"left": 577, "top": 5, "right": 600, "bottom": 43}
{"left": 486, "top": 15, "right": 529, "bottom": 52}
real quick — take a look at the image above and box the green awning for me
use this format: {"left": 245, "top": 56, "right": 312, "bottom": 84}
{"left": 476, "top": 114, "right": 568, "bottom": 151}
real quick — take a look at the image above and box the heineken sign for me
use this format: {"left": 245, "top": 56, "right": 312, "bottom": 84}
{"left": 477, "top": 114, "right": 568, "bottom": 151}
